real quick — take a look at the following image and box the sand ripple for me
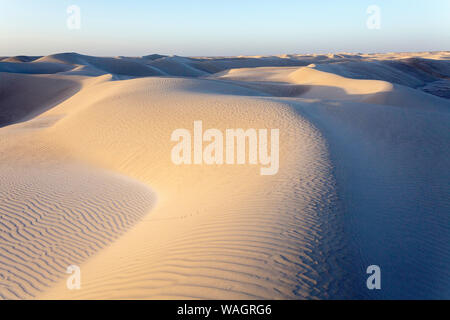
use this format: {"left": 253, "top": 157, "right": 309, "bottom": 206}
{"left": 0, "top": 164, "right": 155, "bottom": 299}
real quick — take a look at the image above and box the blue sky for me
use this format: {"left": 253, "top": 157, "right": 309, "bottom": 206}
{"left": 0, "top": 0, "right": 449, "bottom": 56}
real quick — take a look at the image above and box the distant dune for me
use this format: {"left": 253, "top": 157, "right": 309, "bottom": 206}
{"left": 1, "top": 51, "right": 449, "bottom": 98}
{"left": 0, "top": 52, "right": 449, "bottom": 299}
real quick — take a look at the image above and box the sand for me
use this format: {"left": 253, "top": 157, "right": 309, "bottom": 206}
{"left": 0, "top": 52, "right": 449, "bottom": 299}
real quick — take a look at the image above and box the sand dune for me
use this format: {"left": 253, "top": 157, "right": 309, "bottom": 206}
{"left": 2, "top": 51, "right": 448, "bottom": 97}
{"left": 0, "top": 61, "right": 73, "bottom": 75}
{"left": 0, "top": 164, "right": 155, "bottom": 299}
{"left": 0, "top": 52, "right": 449, "bottom": 299}
{"left": 0, "top": 73, "right": 80, "bottom": 127}
{"left": 1, "top": 56, "right": 41, "bottom": 63}
{"left": 294, "top": 98, "right": 450, "bottom": 299}
{"left": 33, "top": 76, "right": 357, "bottom": 299}
{"left": 212, "top": 66, "right": 393, "bottom": 99}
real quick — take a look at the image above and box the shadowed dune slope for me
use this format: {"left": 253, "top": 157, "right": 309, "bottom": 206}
{"left": 292, "top": 98, "right": 450, "bottom": 299}
{"left": 0, "top": 73, "right": 81, "bottom": 127}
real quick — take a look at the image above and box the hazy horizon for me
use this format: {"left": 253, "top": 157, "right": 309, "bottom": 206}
{"left": 1, "top": 0, "right": 449, "bottom": 57}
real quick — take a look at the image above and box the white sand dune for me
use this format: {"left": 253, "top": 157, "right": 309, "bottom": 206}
{"left": 3, "top": 51, "right": 449, "bottom": 96}
{"left": 0, "top": 61, "right": 73, "bottom": 75}
{"left": 0, "top": 164, "right": 155, "bottom": 299}
{"left": 0, "top": 52, "right": 449, "bottom": 299}
{"left": 211, "top": 65, "right": 449, "bottom": 111}
{"left": 0, "top": 73, "right": 81, "bottom": 126}
{"left": 212, "top": 66, "right": 393, "bottom": 99}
